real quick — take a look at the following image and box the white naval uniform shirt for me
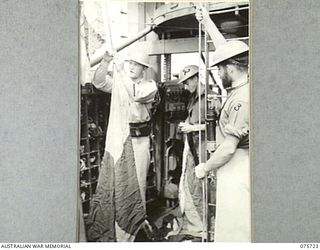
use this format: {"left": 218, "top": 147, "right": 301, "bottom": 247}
{"left": 93, "top": 64, "right": 157, "bottom": 123}
{"left": 218, "top": 82, "right": 249, "bottom": 148}
{"left": 125, "top": 77, "right": 157, "bottom": 123}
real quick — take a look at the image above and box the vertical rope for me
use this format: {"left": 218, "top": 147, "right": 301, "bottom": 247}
{"left": 198, "top": 19, "right": 207, "bottom": 243}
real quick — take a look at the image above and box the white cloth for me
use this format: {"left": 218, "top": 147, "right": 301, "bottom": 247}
{"left": 179, "top": 136, "right": 189, "bottom": 214}
{"left": 211, "top": 81, "right": 251, "bottom": 242}
{"left": 179, "top": 137, "right": 203, "bottom": 237}
{"left": 214, "top": 148, "right": 251, "bottom": 242}
{"left": 92, "top": 61, "right": 155, "bottom": 241}
{"left": 132, "top": 137, "right": 150, "bottom": 208}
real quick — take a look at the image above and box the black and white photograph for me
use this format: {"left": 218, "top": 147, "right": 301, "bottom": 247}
{"left": 3, "top": 0, "right": 320, "bottom": 245}
{"left": 79, "top": 1, "right": 250, "bottom": 242}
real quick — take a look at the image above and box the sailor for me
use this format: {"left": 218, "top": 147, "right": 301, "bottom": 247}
{"left": 88, "top": 50, "right": 157, "bottom": 241}
{"left": 195, "top": 7, "right": 251, "bottom": 242}
{"left": 176, "top": 65, "right": 206, "bottom": 237}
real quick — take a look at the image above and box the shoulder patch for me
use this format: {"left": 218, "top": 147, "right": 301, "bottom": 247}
{"left": 233, "top": 103, "right": 242, "bottom": 111}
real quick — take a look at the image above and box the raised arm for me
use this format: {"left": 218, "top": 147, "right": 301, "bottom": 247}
{"left": 92, "top": 52, "right": 114, "bottom": 93}
{"left": 195, "top": 6, "right": 226, "bottom": 47}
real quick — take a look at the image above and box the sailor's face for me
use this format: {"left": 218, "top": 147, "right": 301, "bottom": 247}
{"left": 129, "top": 60, "right": 145, "bottom": 80}
{"left": 184, "top": 76, "right": 198, "bottom": 94}
{"left": 217, "top": 64, "right": 232, "bottom": 89}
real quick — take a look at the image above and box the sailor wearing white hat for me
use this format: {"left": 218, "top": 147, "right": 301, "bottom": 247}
{"left": 176, "top": 65, "right": 207, "bottom": 237}
{"left": 94, "top": 50, "right": 157, "bottom": 208}
{"left": 127, "top": 51, "right": 152, "bottom": 68}
{"left": 90, "top": 48, "right": 158, "bottom": 242}
{"left": 195, "top": 7, "right": 250, "bottom": 242}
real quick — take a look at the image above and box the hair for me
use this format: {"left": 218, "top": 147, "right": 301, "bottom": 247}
{"left": 191, "top": 73, "right": 199, "bottom": 80}
{"left": 220, "top": 52, "right": 249, "bottom": 71}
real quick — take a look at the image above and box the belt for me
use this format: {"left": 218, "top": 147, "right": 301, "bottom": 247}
{"left": 129, "top": 120, "right": 151, "bottom": 137}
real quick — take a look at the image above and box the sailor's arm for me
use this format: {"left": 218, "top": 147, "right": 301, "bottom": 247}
{"left": 195, "top": 6, "right": 226, "bottom": 47}
{"left": 195, "top": 134, "right": 239, "bottom": 178}
{"left": 195, "top": 100, "right": 249, "bottom": 178}
{"left": 92, "top": 52, "right": 114, "bottom": 93}
{"left": 179, "top": 122, "right": 206, "bottom": 133}
{"left": 205, "top": 134, "right": 239, "bottom": 170}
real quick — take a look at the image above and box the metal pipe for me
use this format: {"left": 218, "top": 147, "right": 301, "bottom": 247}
{"left": 164, "top": 145, "right": 173, "bottom": 182}
{"left": 208, "top": 6, "right": 249, "bottom": 15}
{"left": 90, "top": 24, "right": 156, "bottom": 67}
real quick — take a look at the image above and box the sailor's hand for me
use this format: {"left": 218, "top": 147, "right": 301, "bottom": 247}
{"left": 101, "top": 51, "right": 114, "bottom": 63}
{"left": 178, "top": 122, "right": 194, "bottom": 133}
{"left": 195, "top": 6, "right": 210, "bottom": 24}
{"left": 195, "top": 163, "right": 208, "bottom": 179}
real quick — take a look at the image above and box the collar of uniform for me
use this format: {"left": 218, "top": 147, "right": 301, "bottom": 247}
{"left": 225, "top": 75, "right": 249, "bottom": 92}
{"left": 130, "top": 77, "right": 143, "bottom": 85}
{"left": 221, "top": 76, "right": 249, "bottom": 112}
